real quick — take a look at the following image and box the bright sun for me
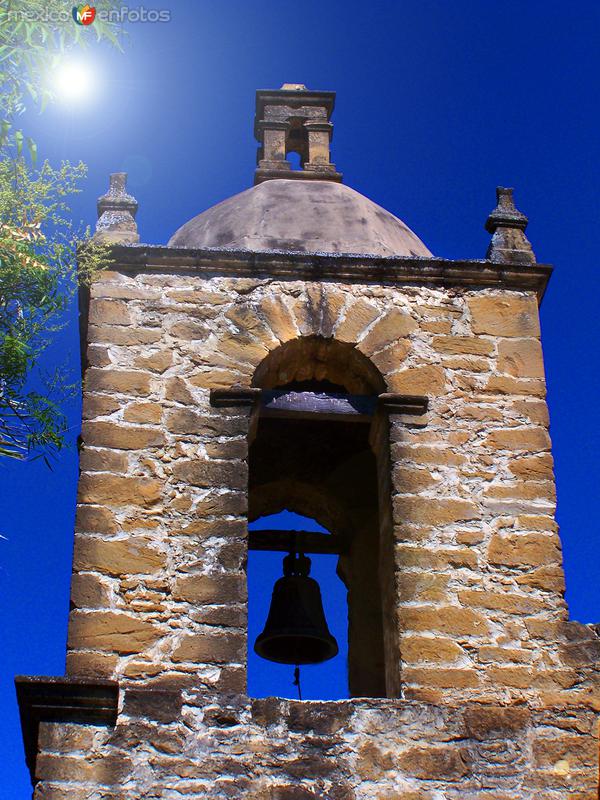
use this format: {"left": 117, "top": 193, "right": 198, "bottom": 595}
{"left": 52, "top": 60, "right": 95, "bottom": 104}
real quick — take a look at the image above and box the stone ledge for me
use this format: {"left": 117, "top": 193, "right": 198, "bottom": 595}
{"left": 15, "top": 675, "right": 119, "bottom": 786}
{"left": 89, "top": 244, "right": 553, "bottom": 299}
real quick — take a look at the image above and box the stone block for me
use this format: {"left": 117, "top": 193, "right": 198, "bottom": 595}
{"left": 82, "top": 421, "right": 165, "bottom": 450}
{"left": 79, "top": 447, "right": 128, "bottom": 474}
{"left": 394, "top": 496, "right": 480, "bottom": 525}
{"left": 68, "top": 610, "right": 162, "bottom": 653}
{"left": 172, "top": 572, "right": 246, "bottom": 604}
{"left": 357, "top": 308, "right": 417, "bottom": 355}
{"left": 70, "top": 573, "right": 111, "bottom": 609}
{"left": 258, "top": 295, "right": 298, "bottom": 343}
{"left": 78, "top": 474, "right": 162, "bottom": 507}
{"left": 398, "top": 606, "right": 489, "bottom": 635}
{"left": 75, "top": 504, "right": 117, "bottom": 534}
{"left": 432, "top": 335, "right": 494, "bottom": 356}
{"left": 85, "top": 368, "right": 152, "bottom": 397}
{"left": 468, "top": 294, "right": 540, "bottom": 337}
{"left": 401, "top": 635, "right": 463, "bottom": 663}
{"left": 464, "top": 705, "right": 530, "bottom": 740}
{"left": 484, "top": 427, "right": 551, "bottom": 452}
{"left": 123, "top": 402, "right": 163, "bottom": 424}
{"left": 73, "top": 535, "right": 166, "bottom": 577}
{"left": 386, "top": 364, "right": 446, "bottom": 394}
{"left": 497, "top": 338, "right": 545, "bottom": 378}
{"left": 335, "top": 299, "right": 381, "bottom": 342}
{"left": 172, "top": 459, "right": 247, "bottom": 489}
{"left": 88, "top": 299, "right": 131, "bottom": 326}
{"left": 172, "top": 631, "right": 245, "bottom": 663}
{"left": 488, "top": 532, "right": 562, "bottom": 568}
{"left": 397, "top": 745, "right": 471, "bottom": 780}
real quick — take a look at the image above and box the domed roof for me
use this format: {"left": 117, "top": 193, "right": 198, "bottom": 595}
{"left": 168, "top": 179, "right": 431, "bottom": 258}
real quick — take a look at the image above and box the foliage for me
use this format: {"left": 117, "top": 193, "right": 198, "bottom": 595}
{"left": 0, "top": 1, "right": 120, "bottom": 460}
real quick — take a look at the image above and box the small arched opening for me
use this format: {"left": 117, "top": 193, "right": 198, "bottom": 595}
{"left": 248, "top": 337, "right": 396, "bottom": 699}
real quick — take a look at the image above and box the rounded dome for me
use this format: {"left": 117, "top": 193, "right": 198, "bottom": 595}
{"left": 168, "top": 179, "right": 431, "bottom": 258}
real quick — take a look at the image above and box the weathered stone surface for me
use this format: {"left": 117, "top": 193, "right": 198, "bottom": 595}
{"left": 401, "top": 636, "right": 463, "bottom": 663}
{"left": 464, "top": 705, "right": 530, "bottom": 739}
{"left": 88, "top": 324, "right": 162, "bottom": 346}
{"left": 68, "top": 610, "right": 162, "bottom": 653}
{"left": 509, "top": 453, "right": 554, "bottom": 480}
{"left": 394, "top": 496, "right": 480, "bottom": 525}
{"left": 88, "top": 299, "right": 131, "bottom": 326}
{"left": 432, "top": 335, "right": 494, "bottom": 356}
{"left": 172, "top": 632, "right": 245, "bottom": 663}
{"left": 85, "top": 369, "right": 152, "bottom": 397}
{"left": 458, "top": 589, "right": 546, "bottom": 615}
{"left": 70, "top": 573, "right": 111, "bottom": 609}
{"left": 123, "top": 402, "right": 163, "bottom": 424}
{"left": 484, "top": 427, "right": 551, "bottom": 452}
{"left": 134, "top": 349, "right": 173, "bottom": 373}
{"left": 75, "top": 504, "right": 117, "bottom": 534}
{"left": 82, "top": 421, "right": 165, "bottom": 450}
{"left": 164, "top": 376, "right": 194, "bottom": 404}
{"left": 484, "top": 375, "right": 546, "bottom": 396}
{"left": 73, "top": 536, "right": 166, "bottom": 577}
{"left": 78, "top": 474, "right": 162, "bottom": 507}
{"left": 497, "top": 338, "right": 545, "bottom": 378}
{"left": 399, "top": 606, "right": 490, "bottom": 635}
{"left": 468, "top": 294, "right": 540, "bottom": 337}
{"left": 79, "top": 447, "right": 128, "bottom": 474}
{"left": 369, "top": 340, "right": 411, "bottom": 373}
{"left": 258, "top": 296, "right": 298, "bottom": 343}
{"left": 488, "top": 532, "right": 562, "bottom": 567}
{"left": 172, "top": 573, "right": 246, "bottom": 604}
{"left": 172, "top": 459, "right": 247, "bottom": 489}
{"left": 397, "top": 745, "right": 471, "bottom": 780}
{"left": 387, "top": 364, "right": 446, "bottom": 395}
{"left": 335, "top": 299, "right": 380, "bottom": 343}
{"left": 189, "top": 368, "right": 244, "bottom": 389}
{"left": 81, "top": 393, "right": 121, "bottom": 419}
{"left": 402, "top": 667, "right": 480, "bottom": 688}
{"left": 357, "top": 308, "right": 417, "bottom": 355}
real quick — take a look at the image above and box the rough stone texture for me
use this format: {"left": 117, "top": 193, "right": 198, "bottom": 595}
{"left": 40, "top": 264, "right": 597, "bottom": 798}
{"left": 31, "top": 693, "right": 600, "bottom": 799}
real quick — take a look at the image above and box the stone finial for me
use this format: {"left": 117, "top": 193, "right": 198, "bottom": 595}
{"left": 95, "top": 173, "right": 139, "bottom": 244}
{"left": 254, "top": 84, "right": 342, "bottom": 185}
{"left": 485, "top": 187, "right": 535, "bottom": 265}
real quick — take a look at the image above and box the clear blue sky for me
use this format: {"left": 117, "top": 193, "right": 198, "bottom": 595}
{"left": 2, "top": 1, "right": 600, "bottom": 795}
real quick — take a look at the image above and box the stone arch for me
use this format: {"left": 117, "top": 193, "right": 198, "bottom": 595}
{"left": 251, "top": 335, "right": 387, "bottom": 395}
{"left": 248, "top": 334, "right": 395, "bottom": 698}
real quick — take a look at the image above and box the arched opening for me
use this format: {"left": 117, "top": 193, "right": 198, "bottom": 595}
{"left": 248, "top": 337, "right": 394, "bottom": 698}
{"left": 285, "top": 118, "right": 309, "bottom": 169}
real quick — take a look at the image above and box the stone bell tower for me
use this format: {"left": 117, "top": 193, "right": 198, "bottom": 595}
{"left": 17, "top": 84, "right": 600, "bottom": 799}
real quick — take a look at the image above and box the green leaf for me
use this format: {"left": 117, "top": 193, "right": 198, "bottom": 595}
{"left": 26, "top": 136, "right": 37, "bottom": 165}
{"left": 14, "top": 128, "right": 23, "bottom": 156}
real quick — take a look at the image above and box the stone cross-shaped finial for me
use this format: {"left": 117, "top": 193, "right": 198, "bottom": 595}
{"left": 485, "top": 187, "right": 535, "bottom": 265}
{"left": 95, "top": 172, "right": 139, "bottom": 244}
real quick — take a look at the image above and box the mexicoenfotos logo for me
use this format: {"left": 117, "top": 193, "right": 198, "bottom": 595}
{"left": 72, "top": 4, "right": 96, "bottom": 25}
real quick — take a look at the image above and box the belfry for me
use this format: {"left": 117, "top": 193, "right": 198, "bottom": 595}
{"left": 17, "top": 84, "right": 600, "bottom": 799}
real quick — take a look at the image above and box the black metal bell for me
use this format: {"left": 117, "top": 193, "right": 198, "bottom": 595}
{"left": 254, "top": 552, "right": 339, "bottom": 665}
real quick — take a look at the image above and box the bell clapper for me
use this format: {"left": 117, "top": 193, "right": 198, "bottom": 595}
{"left": 293, "top": 664, "right": 302, "bottom": 700}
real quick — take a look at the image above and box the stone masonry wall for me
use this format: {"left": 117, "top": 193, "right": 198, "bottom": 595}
{"left": 71, "top": 268, "right": 584, "bottom": 701}
{"left": 33, "top": 692, "right": 599, "bottom": 799}
{"left": 54, "top": 264, "right": 600, "bottom": 797}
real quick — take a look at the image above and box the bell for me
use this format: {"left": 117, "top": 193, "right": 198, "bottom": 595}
{"left": 254, "top": 552, "right": 339, "bottom": 665}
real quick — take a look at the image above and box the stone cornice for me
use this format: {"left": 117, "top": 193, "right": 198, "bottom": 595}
{"left": 100, "top": 244, "right": 553, "bottom": 302}
{"left": 15, "top": 675, "right": 119, "bottom": 786}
